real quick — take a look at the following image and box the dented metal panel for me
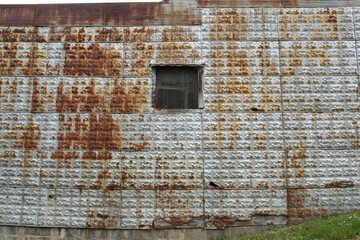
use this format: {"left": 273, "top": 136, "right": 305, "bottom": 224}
{"left": 0, "top": 3, "right": 360, "bottom": 232}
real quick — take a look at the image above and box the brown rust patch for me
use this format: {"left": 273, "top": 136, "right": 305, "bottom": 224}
{"left": 56, "top": 78, "right": 148, "bottom": 114}
{"left": 110, "top": 78, "right": 148, "bottom": 113}
{"left": 30, "top": 78, "right": 53, "bottom": 112}
{"left": 287, "top": 188, "right": 328, "bottom": 222}
{"left": 52, "top": 113, "right": 120, "bottom": 162}
{"left": 0, "top": 43, "right": 23, "bottom": 76}
{"left": 95, "top": 28, "right": 123, "bottom": 42}
{"left": 48, "top": 194, "right": 56, "bottom": 200}
{"left": 324, "top": 181, "right": 354, "bottom": 188}
{"left": 86, "top": 210, "right": 118, "bottom": 229}
{"left": 31, "top": 78, "right": 42, "bottom": 112}
{"left": 210, "top": 216, "right": 236, "bottom": 229}
{"left": 257, "top": 42, "right": 277, "bottom": 76}
{"left": 14, "top": 120, "right": 40, "bottom": 149}
{"left": 1, "top": 28, "right": 46, "bottom": 42}
{"left": 56, "top": 79, "right": 104, "bottom": 113}
{"left": 63, "top": 43, "right": 122, "bottom": 77}
{"left": 49, "top": 27, "right": 92, "bottom": 43}
{"left": 165, "top": 217, "right": 192, "bottom": 227}
{"left": 52, "top": 112, "right": 150, "bottom": 188}
{"left": 91, "top": 169, "right": 111, "bottom": 190}
{"left": 22, "top": 43, "right": 46, "bottom": 76}
{"left": 10, "top": 116, "right": 41, "bottom": 188}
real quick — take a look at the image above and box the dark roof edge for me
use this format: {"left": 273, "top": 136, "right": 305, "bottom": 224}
{"left": 1, "top": 0, "right": 360, "bottom": 27}
{"left": 0, "top": 1, "right": 201, "bottom": 27}
{"left": 198, "top": 0, "right": 360, "bottom": 8}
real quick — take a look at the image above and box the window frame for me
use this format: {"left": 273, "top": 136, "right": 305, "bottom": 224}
{"left": 152, "top": 65, "right": 204, "bottom": 110}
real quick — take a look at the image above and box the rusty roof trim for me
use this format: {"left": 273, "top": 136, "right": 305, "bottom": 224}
{"left": 0, "top": 0, "right": 201, "bottom": 27}
{"left": 36, "top": 4, "right": 104, "bottom": 26}
{"left": 282, "top": 0, "right": 360, "bottom": 7}
{"left": 105, "top": 2, "right": 160, "bottom": 26}
{"left": 0, "top": 5, "right": 36, "bottom": 26}
{"left": 197, "top": 0, "right": 360, "bottom": 7}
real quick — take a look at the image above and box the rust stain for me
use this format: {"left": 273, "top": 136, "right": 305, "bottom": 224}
{"left": 91, "top": 168, "right": 111, "bottom": 190}
{"left": 30, "top": 78, "right": 42, "bottom": 112}
{"left": 280, "top": 6, "right": 339, "bottom": 42}
{"left": 0, "top": 43, "right": 23, "bottom": 75}
{"left": 256, "top": 180, "right": 270, "bottom": 189}
{"left": 324, "top": 181, "right": 354, "bottom": 188}
{"left": 52, "top": 113, "right": 120, "bottom": 162}
{"left": 287, "top": 188, "right": 328, "bottom": 221}
{"left": 48, "top": 194, "right": 56, "bottom": 200}
{"left": 10, "top": 115, "right": 41, "bottom": 189}
{"left": 86, "top": 209, "right": 118, "bottom": 229}
{"left": 52, "top": 112, "right": 149, "bottom": 188}
{"left": 63, "top": 43, "right": 122, "bottom": 77}
{"left": 211, "top": 216, "right": 236, "bottom": 229}
{"left": 14, "top": 120, "right": 40, "bottom": 149}
{"left": 56, "top": 79, "right": 104, "bottom": 113}
{"left": 30, "top": 77, "right": 53, "bottom": 112}
{"left": 258, "top": 42, "right": 277, "bottom": 76}
{"left": 49, "top": 27, "right": 92, "bottom": 43}
{"left": 22, "top": 43, "right": 46, "bottom": 76}
{"left": 164, "top": 217, "right": 192, "bottom": 227}
{"left": 1, "top": 28, "right": 46, "bottom": 42}
{"left": 95, "top": 28, "right": 123, "bottom": 42}
{"left": 56, "top": 78, "right": 148, "bottom": 114}
{"left": 110, "top": 78, "right": 148, "bottom": 113}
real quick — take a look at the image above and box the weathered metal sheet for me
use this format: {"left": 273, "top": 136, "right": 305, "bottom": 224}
{"left": 282, "top": 0, "right": 360, "bottom": 7}
{"left": 105, "top": 3, "right": 160, "bottom": 26}
{"left": 198, "top": 0, "right": 360, "bottom": 7}
{"left": 36, "top": 4, "right": 104, "bottom": 26}
{"left": 0, "top": 0, "right": 201, "bottom": 27}
{"left": 198, "top": 0, "right": 283, "bottom": 7}
{"left": 0, "top": 6, "right": 36, "bottom": 26}
{"left": 204, "top": 189, "right": 287, "bottom": 229}
{"left": 279, "top": 8, "right": 355, "bottom": 41}
{"left": 0, "top": 5, "right": 360, "bottom": 232}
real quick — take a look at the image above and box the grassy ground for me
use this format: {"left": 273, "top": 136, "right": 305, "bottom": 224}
{"left": 219, "top": 211, "right": 360, "bottom": 240}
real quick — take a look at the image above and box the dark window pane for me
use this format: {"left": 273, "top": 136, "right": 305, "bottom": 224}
{"left": 156, "top": 89, "right": 185, "bottom": 109}
{"left": 155, "top": 67, "right": 199, "bottom": 109}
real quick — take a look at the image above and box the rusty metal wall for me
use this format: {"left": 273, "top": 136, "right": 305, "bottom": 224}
{"left": 0, "top": 4, "right": 359, "bottom": 230}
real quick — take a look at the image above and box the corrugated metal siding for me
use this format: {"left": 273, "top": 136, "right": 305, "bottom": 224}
{"left": 0, "top": 2, "right": 359, "bottom": 230}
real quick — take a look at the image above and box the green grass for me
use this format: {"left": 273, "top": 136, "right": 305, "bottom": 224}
{"left": 219, "top": 211, "right": 360, "bottom": 240}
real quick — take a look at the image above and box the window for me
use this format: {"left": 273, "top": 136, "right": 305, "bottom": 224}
{"left": 154, "top": 66, "right": 203, "bottom": 109}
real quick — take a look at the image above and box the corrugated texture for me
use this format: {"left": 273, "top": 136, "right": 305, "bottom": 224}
{"left": 198, "top": 0, "right": 283, "bottom": 7}
{"left": 0, "top": 5, "right": 360, "bottom": 230}
{"left": 0, "top": 0, "right": 201, "bottom": 27}
{"left": 198, "top": 0, "right": 360, "bottom": 7}
{"left": 36, "top": 4, "right": 104, "bottom": 26}
{"left": 0, "top": 5, "right": 36, "bottom": 26}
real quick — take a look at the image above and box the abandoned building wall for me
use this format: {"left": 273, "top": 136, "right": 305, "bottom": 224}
{"left": 0, "top": 0, "right": 359, "bottom": 231}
